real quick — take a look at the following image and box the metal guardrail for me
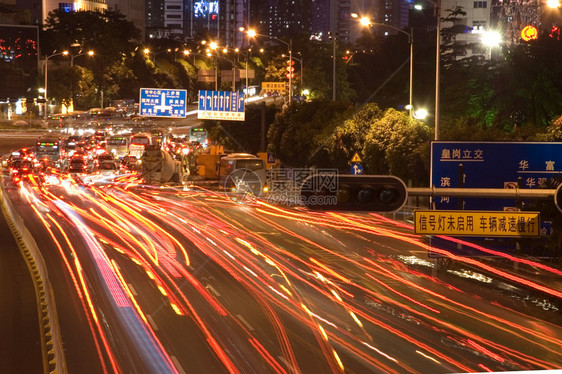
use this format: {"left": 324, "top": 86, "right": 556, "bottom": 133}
{"left": 408, "top": 187, "right": 557, "bottom": 199}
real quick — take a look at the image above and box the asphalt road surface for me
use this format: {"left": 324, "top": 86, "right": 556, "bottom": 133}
{"left": 0, "top": 132, "right": 43, "bottom": 373}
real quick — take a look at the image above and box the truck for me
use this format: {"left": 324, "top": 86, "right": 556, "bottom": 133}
{"left": 140, "top": 145, "right": 184, "bottom": 185}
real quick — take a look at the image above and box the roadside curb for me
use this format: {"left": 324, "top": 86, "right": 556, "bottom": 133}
{"left": 0, "top": 183, "right": 66, "bottom": 374}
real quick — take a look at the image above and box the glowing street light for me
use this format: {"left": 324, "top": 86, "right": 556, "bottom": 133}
{"left": 247, "top": 28, "right": 293, "bottom": 100}
{"left": 481, "top": 30, "right": 502, "bottom": 47}
{"left": 352, "top": 13, "right": 414, "bottom": 118}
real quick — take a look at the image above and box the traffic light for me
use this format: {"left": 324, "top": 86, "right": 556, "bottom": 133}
{"left": 286, "top": 60, "right": 295, "bottom": 79}
{"left": 299, "top": 174, "right": 408, "bottom": 212}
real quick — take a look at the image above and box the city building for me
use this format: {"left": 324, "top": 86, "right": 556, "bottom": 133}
{"left": 146, "top": 0, "right": 250, "bottom": 46}
{"left": 439, "top": 0, "right": 499, "bottom": 59}
{"left": 15, "top": 0, "right": 107, "bottom": 26}
{"left": 107, "top": 0, "right": 145, "bottom": 40}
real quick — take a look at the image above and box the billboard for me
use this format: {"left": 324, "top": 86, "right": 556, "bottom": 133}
{"left": 0, "top": 24, "right": 39, "bottom": 99}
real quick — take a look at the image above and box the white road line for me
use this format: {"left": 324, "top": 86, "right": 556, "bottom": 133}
{"left": 127, "top": 283, "right": 138, "bottom": 296}
{"left": 236, "top": 314, "right": 254, "bottom": 331}
{"left": 146, "top": 314, "right": 159, "bottom": 331}
{"left": 170, "top": 356, "right": 187, "bottom": 374}
{"left": 205, "top": 284, "right": 221, "bottom": 297}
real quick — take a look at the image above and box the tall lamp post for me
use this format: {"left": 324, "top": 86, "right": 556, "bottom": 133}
{"left": 415, "top": 0, "right": 441, "bottom": 139}
{"left": 247, "top": 29, "right": 293, "bottom": 101}
{"left": 218, "top": 48, "right": 237, "bottom": 92}
{"left": 44, "top": 51, "right": 67, "bottom": 119}
{"left": 352, "top": 14, "right": 414, "bottom": 118}
{"left": 434, "top": 0, "right": 441, "bottom": 140}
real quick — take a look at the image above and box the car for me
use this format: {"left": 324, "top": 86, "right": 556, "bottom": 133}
{"left": 120, "top": 155, "right": 140, "bottom": 172}
{"left": 67, "top": 157, "right": 88, "bottom": 175}
{"left": 95, "top": 160, "right": 119, "bottom": 175}
{"left": 12, "top": 159, "right": 36, "bottom": 183}
{"left": 8, "top": 157, "right": 24, "bottom": 174}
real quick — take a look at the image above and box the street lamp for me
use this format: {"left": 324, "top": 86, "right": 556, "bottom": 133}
{"left": 352, "top": 13, "right": 414, "bottom": 118}
{"left": 63, "top": 49, "right": 94, "bottom": 66}
{"left": 247, "top": 29, "right": 293, "bottom": 101}
{"left": 217, "top": 48, "right": 238, "bottom": 92}
{"left": 43, "top": 51, "right": 68, "bottom": 119}
{"left": 208, "top": 42, "right": 219, "bottom": 91}
{"left": 63, "top": 50, "right": 94, "bottom": 112}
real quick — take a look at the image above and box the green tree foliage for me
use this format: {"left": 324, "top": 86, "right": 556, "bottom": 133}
{"left": 42, "top": 9, "right": 140, "bottom": 65}
{"left": 361, "top": 108, "right": 432, "bottom": 185}
{"left": 536, "top": 116, "right": 562, "bottom": 141}
{"left": 264, "top": 55, "right": 288, "bottom": 82}
{"left": 267, "top": 100, "right": 354, "bottom": 167}
{"left": 41, "top": 9, "right": 141, "bottom": 105}
{"left": 324, "top": 103, "right": 384, "bottom": 170}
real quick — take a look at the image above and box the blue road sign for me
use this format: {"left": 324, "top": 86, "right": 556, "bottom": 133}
{"left": 351, "top": 163, "right": 363, "bottom": 175}
{"left": 430, "top": 141, "right": 562, "bottom": 256}
{"left": 432, "top": 141, "right": 562, "bottom": 210}
{"left": 139, "top": 88, "right": 187, "bottom": 118}
{"left": 197, "top": 90, "right": 245, "bottom": 121}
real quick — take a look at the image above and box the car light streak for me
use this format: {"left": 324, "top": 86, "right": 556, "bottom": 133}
{"left": 50, "top": 198, "right": 179, "bottom": 373}
{"left": 7, "top": 171, "right": 562, "bottom": 373}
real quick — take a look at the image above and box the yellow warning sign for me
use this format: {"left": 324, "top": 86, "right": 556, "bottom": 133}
{"left": 351, "top": 152, "right": 362, "bottom": 163}
{"left": 414, "top": 210, "right": 540, "bottom": 237}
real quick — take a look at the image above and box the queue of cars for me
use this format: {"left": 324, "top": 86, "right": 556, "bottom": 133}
{"left": 4, "top": 131, "right": 140, "bottom": 186}
{"left": 3, "top": 126, "right": 207, "bottom": 187}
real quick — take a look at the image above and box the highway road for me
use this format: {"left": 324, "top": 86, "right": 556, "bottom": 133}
{"left": 2, "top": 156, "right": 561, "bottom": 373}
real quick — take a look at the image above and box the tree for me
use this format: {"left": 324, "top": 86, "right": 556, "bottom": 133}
{"left": 267, "top": 100, "right": 353, "bottom": 167}
{"left": 42, "top": 9, "right": 141, "bottom": 64}
{"left": 41, "top": 9, "right": 141, "bottom": 106}
{"left": 362, "top": 108, "right": 432, "bottom": 185}
{"left": 324, "top": 103, "right": 384, "bottom": 170}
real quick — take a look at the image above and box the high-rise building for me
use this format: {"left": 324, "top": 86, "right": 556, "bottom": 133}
{"left": 252, "top": 0, "right": 312, "bottom": 39}
{"left": 146, "top": 0, "right": 249, "bottom": 46}
{"left": 310, "top": 0, "right": 408, "bottom": 43}
{"left": 107, "top": 0, "right": 145, "bottom": 39}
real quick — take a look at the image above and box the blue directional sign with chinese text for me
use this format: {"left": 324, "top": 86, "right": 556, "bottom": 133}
{"left": 197, "top": 90, "right": 245, "bottom": 121}
{"left": 139, "top": 88, "right": 187, "bottom": 118}
{"left": 431, "top": 141, "right": 562, "bottom": 211}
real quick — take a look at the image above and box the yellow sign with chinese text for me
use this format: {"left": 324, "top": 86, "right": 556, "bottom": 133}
{"left": 414, "top": 210, "right": 540, "bottom": 237}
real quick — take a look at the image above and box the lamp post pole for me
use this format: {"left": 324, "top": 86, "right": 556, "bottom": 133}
{"left": 288, "top": 39, "right": 293, "bottom": 100}
{"left": 247, "top": 30, "right": 292, "bottom": 100}
{"left": 434, "top": 1, "right": 441, "bottom": 140}
{"left": 215, "top": 54, "right": 218, "bottom": 91}
{"left": 44, "top": 51, "right": 66, "bottom": 119}
{"left": 245, "top": 50, "right": 249, "bottom": 96}
{"left": 353, "top": 14, "right": 414, "bottom": 118}
{"left": 332, "top": 35, "right": 336, "bottom": 101}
